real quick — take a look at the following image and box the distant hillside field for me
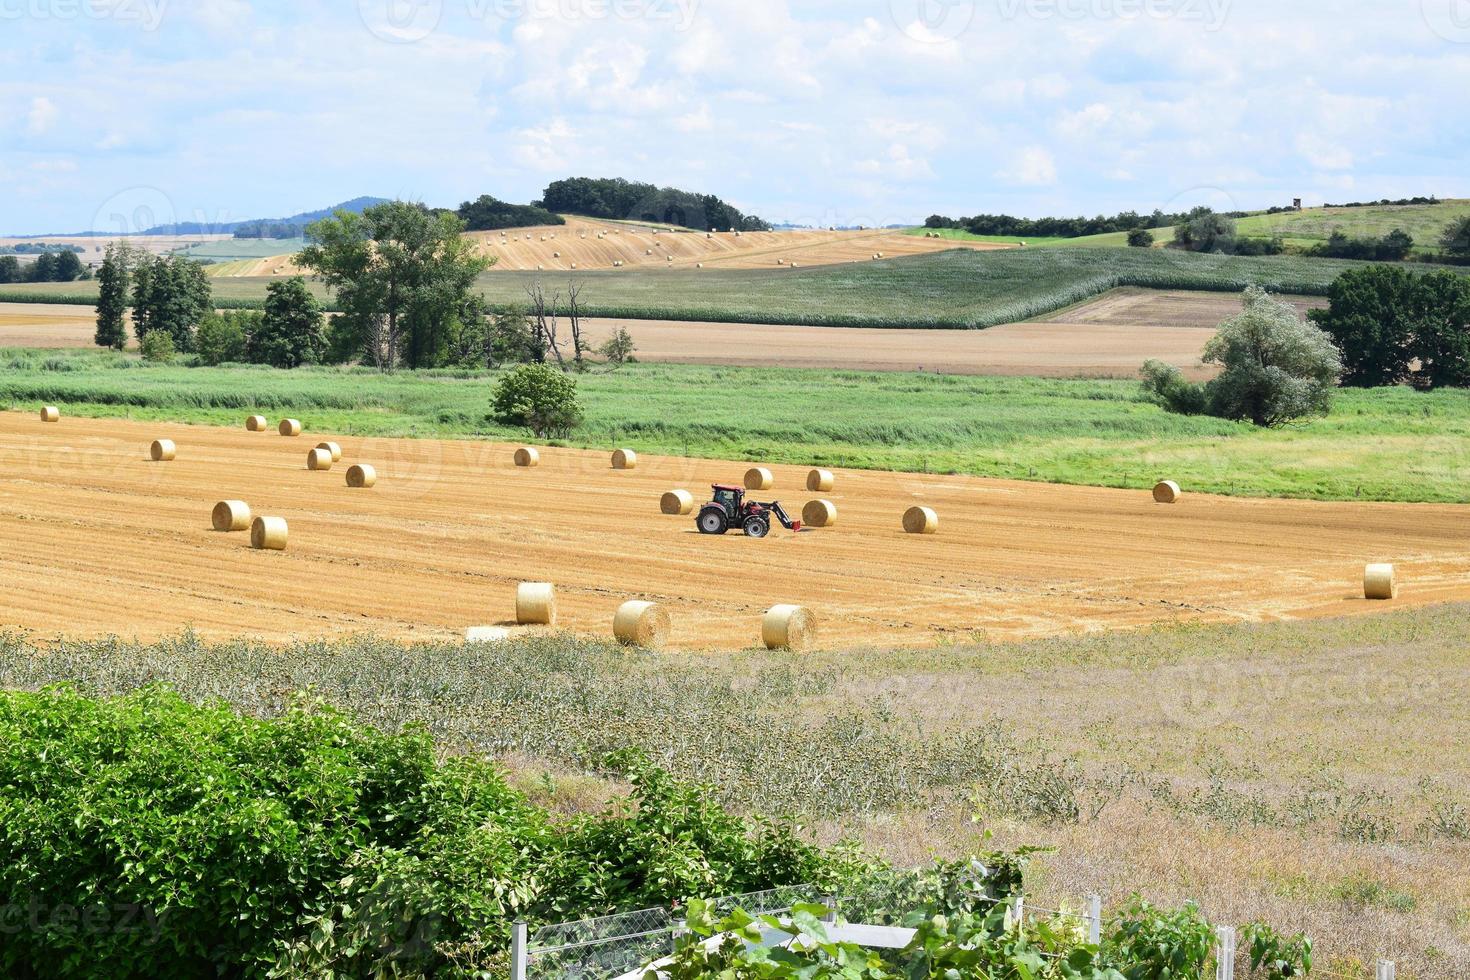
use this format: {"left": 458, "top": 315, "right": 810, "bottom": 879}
{"left": 1234, "top": 199, "right": 1470, "bottom": 252}
{"left": 5, "top": 247, "right": 1460, "bottom": 329}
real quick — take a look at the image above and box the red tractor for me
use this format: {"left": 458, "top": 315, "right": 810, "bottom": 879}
{"left": 697, "top": 485, "right": 801, "bottom": 538}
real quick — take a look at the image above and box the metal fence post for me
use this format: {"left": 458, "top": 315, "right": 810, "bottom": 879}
{"left": 1086, "top": 894, "right": 1102, "bottom": 945}
{"left": 1377, "top": 960, "right": 1396, "bottom": 980}
{"left": 1214, "top": 925, "right": 1236, "bottom": 980}
{"left": 821, "top": 895, "right": 837, "bottom": 925}
{"left": 511, "top": 921, "right": 528, "bottom": 980}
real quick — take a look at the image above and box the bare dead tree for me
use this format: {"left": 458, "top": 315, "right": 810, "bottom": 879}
{"left": 567, "top": 281, "right": 587, "bottom": 371}
{"left": 524, "top": 279, "right": 569, "bottom": 370}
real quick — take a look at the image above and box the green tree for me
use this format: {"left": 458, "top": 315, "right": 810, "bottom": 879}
{"left": 1126, "top": 227, "right": 1154, "bottom": 248}
{"left": 1407, "top": 270, "right": 1470, "bottom": 389}
{"left": 299, "top": 201, "right": 490, "bottom": 370}
{"left": 597, "top": 327, "right": 638, "bottom": 366}
{"left": 196, "top": 311, "right": 249, "bottom": 366}
{"left": 94, "top": 241, "right": 134, "bottom": 350}
{"left": 1202, "top": 286, "right": 1342, "bottom": 427}
{"left": 491, "top": 363, "right": 583, "bottom": 437}
{"left": 1308, "top": 265, "right": 1421, "bottom": 387}
{"left": 139, "top": 330, "right": 176, "bottom": 364}
{"left": 251, "top": 276, "right": 325, "bottom": 368}
{"left": 1441, "top": 214, "right": 1470, "bottom": 260}
{"left": 0, "top": 256, "right": 19, "bottom": 283}
{"left": 1173, "top": 207, "right": 1237, "bottom": 253}
{"left": 131, "top": 255, "right": 212, "bottom": 353}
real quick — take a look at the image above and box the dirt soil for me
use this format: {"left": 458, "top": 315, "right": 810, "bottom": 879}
{"left": 3, "top": 413, "right": 1468, "bottom": 650}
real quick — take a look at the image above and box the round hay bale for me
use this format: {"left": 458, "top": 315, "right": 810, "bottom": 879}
{"left": 613, "top": 600, "right": 671, "bottom": 649}
{"left": 514, "top": 447, "right": 540, "bottom": 468}
{"left": 250, "top": 516, "right": 288, "bottom": 551}
{"left": 696, "top": 263, "right": 703, "bottom": 268}
{"left": 317, "top": 441, "right": 343, "bottom": 463}
{"left": 306, "top": 447, "right": 333, "bottom": 471}
{"left": 1153, "top": 480, "right": 1182, "bottom": 504}
{"left": 1364, "top": 563, "right": 1397, "bottom": 601}
{"left": 516, "top": 582, "right": 557, "bottom": 625}
{"left": 149, "top": 439, "right": 176, "bottom": 462}
{"left": 806, "top": 468, "right": 835, "bottom": 492}
{"left": 211, "top": 499, "right": 251, "bottom": 532}
{"left": 278, "top": 418, "right": 302, "bottom": 437}
{"left": 661, "top": 489, "right": 694, "bottom": 515}
{"left": 903, "top": 506, "right": 938, "bottom": 535}
{"left": 802, "top": 499, "right": 837, "bottom": 528}
{"left": 245, "top": 414, "right": 267, "bottom": 432}
{"left": 464, "top": 626, "right": 511, "bottom": 644}
{"left": 346, "top": 464, "right": 377, "bottom": 488}
{"left": 744, "top": 467, "right": 774, "bottom": 491}
{"left": 553, "top": 251, "right": 560, "bottom": 258}
{"left": 762, "top": 604, "right": 817, "bottom": 652}
{"left": 40, "top": 406, "right": 59, "bottom": 423}
{"left": 612, "top": 448, "right": 638, "bottom": 470}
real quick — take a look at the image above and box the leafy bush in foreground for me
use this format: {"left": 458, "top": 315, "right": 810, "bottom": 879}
{"left": 0, "top": 687, "right": 829, "bottom": 978}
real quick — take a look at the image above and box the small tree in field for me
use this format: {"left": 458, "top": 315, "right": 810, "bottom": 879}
{"left": 196, "top": 312, "right": 249, "bottom": 366}
{"left": 252, "top": 277, "right": 325, "bottom": 368}
{"left": 1441, "top": 215, "right": 1470, "bottom": 260}
{"left": 1127, "top": 228, "right": 1154, "bottom": 248}
{"left": 491, "top": 364, "right": 583, "bottom": 438}
{"left": 1202, "top": 287, "right": 1342, "bottom": 426}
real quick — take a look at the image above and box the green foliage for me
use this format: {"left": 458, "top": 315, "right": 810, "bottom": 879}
{"left": 1139, "top": 359, "right": 1207, "bottom": 416}
{"left": 1309, "top": 265, "right": 1470, "bottom": 388}
{"left": 1127, "top": 228, "right": 1155, "bottom": 248}
{"left": 0, "top": 687, "right": 854, "bottom": 979}
{"left": 456, "top": 193, "right": 564, "bottom": 231}
{"left": 539, "top": 176, "right": 769, "bottom": 231}
{"left": 1200, "top": 286, "right": 1342, "bottom": 427}
{"left": 138, "top": 329, "right": 176, "bottom": 364}
{"left": 1243, "top": 922, "right": 1313, "bottom": 979}
{"left": 252, "top": 276, "right": 325, "bottom": 368}
{"left": 1174, "top": 208, "right": 1238, "bottom": 254}
{"left": 1102, "top": 897, "right": 1216, "bottom": 979}
{"left": 93, "top": 241, "right": 133, "bottom": 350}
{"left": 130, "top": 255, "right": 212, "bottom": 353}
{"left": 598, "top": 326, "right": 638, "bottom": 366}
{"left": 195, "top": 311, "right": 250, "bottom": 366}
{"left": 300, "top": 200, "right": 490, "bottom": 370}
{"left": 492, "top": 362, "right": 583, "bottom": 437}
{"left": 1440, "top": 214, "right": 1470, "bottom": 259}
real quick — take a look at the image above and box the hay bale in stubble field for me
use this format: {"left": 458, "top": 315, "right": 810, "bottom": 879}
{"left": 903, "top": 506, "right": 938, "bottom": 534}
{"left": 612, "top": 449, "right": 637, "bottom": 470}
{"left": 802, "top": 500, "right": 837, "bottom": 528}
{"left": 306, "top": 448, "right": 333, "bottom": 471}
{"left": 40, "top": 406, "right": 59, "bottom": 422}
{"left": 661, "top": 490, "right": 694, "bottom": 515}
{"left": 149, "top": 439, "right": 176, "bottom": 462}
{"left": 317, "top": 441, "right": 343, "bottom": 463}
{"left": 278, "top": 419, "right": 302, "bottom": 437}
{"left": 246, "top": 415, "right": 267, "bottom": 432}
{"left": 744, "top": 467, "right": 773, "bottom": 491}
{"left": 1153, "top": 481, "right": 1182, "bottom": 504}
{"left": 762, "top": 604, "right": 817, "bottom": 652}
{"left": 514, "top": 447, "right": 540, "bottom": 467}
{"left": 211, "top": 500, "right": 251, "bottom": 532}
{"left": 250, "top": 516, "right": 288, "bottom": 551}
{"left": 1364, "top": 563, "right": 1397, "bottom": 601}
{"left": 807, "top": 469, "right": 835, "bottom": 492}
{"left": 613, "top": 600, "right": 671, "bottom": 649}
{"left": 346, "top": 464, "right": 377, "bottom": 488}
{"left": 516, "top": 583, "right": 557, "bottom": 625}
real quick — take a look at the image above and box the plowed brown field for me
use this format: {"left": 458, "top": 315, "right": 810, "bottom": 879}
{"left": 4, "top": 413, "right": 1470, "bottom": 650}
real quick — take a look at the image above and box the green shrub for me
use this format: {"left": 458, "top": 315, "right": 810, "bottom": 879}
{"left": 195, "top": 312, "right": 249, "bottom": 366}
{"left": 1127, "top": 228, "right": 1155, "bottom": 248}
{"left": 138, "top": 330, "right": 175, "bottom": 364}
{"left": 491, "top": 363, "right": 583, "bottom": 437}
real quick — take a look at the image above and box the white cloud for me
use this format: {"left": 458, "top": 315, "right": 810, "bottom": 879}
{"left": 675, "top": 104, "right": 713, "bottom": 133}
{"left": 26, "top": 97, "right": 57, "bottom": 135}
{"left": 996, "top": 147, "right": 1058, "bottom": 187}
{"left": 1296, "top": 133, "right": 1354, "bottom": 171}
{"left": 513, "top": 118, "right": 575, "bottom": 171}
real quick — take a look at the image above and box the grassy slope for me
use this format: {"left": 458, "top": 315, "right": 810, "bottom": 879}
{"left": 1235, "top": 199, "right": 1470, "bottom": 252}
{"left": 6, "top": 348, "right": 1470, "bottom": 503}
{"left": 171, "top": 238, "right": 308, "bottom": 261}
{"left": 0, "top": 249, "right": 1437, "bottom": 328}
{"left": 903, "top": 227, "right": 1154, "bottom": 248}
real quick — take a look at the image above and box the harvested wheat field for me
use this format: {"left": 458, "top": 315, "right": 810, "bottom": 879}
{"left": 205, "top": 216, "right": 1010, "bottom": 278}
{"left": 0, "top": 303, "right": 105, "bottom": 348}
{"left": 4, "top": 411, "right": 1470, "bottom": 649}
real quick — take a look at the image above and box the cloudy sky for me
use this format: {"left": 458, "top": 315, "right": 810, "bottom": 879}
{"left": 3, "top": 0, "right": 1469, "bottom": 234}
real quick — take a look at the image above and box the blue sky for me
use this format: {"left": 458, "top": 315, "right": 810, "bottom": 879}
{"left": 3, "top": 0, "right": 1469, "bottom": 234}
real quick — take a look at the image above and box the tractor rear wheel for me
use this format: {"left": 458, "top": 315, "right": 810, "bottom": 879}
{"left": 697, "top": 508, "right": 729, "bottom": 535}
{"left": 743, "top": 516, "right": 771, "bottom": 539}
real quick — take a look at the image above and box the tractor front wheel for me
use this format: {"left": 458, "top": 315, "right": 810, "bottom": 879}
{"left": 743, "top": 516, "right": 771, "bottom": 539}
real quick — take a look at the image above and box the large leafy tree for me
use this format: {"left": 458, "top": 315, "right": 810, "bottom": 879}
{"left": 94, "top": 241, "right": 135, "bottom": 350}
{"left": 1407, "top": 271, "right": 1470, "bottom": 389}
{"left": 251, "top": 276, "right": 326, "bottom": 368}
{"left": 1441, "top": 214, "right": 1470, "bottom": 260}
{"left": 1203, "top": 287, "right": 1342, "bottom": 426}
{"left": 299, "top": 201, "right": 490, "bottom": 370}
{"left": 130, "top": 255, "right": 212, "bottom": 353}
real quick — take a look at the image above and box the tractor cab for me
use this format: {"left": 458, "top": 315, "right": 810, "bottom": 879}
{"left": 710, "top": 484, "right": 744, "bottom": 521}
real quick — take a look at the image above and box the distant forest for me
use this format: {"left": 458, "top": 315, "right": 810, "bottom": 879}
{"left": 536, "top": 177, "right": 771, "bottom": 231}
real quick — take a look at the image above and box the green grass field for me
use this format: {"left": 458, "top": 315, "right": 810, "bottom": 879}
{"left": 169, "top": 238, "right": 308, "bottom": 262}
{"left": 6, "top": 347, "right": 1470, "bottom": 503}
{"left": 1, "top": 248, "right": 1436, "bottom": 328}
{"left": 904, "top": 227, "right": 1153, "bottom": 248}
{"left": 1235, "top": 199, "right": 1470, "bottom": 252}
